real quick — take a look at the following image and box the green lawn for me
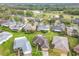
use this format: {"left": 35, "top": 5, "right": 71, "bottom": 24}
{"left": 0, "top": 25, "right": 79, "bottom": 56}
{"left": 0, "top": 26, "right": 78, "bottom": 56}
{"left": 0, "top": 26, "right": 59, "bottom": 56}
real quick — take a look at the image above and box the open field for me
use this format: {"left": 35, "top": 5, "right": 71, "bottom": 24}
{"left": 45, "top": 11, "right": 79, "bottom": 19}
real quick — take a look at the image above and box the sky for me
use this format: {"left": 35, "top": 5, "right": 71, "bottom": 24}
{"left": 0, "top": 0, "right": 79, "bottom": 3}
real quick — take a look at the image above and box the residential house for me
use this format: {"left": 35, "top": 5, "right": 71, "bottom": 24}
{"left": 72, "top": 18, "right": 79, "bottom": 25}
{"left": 13, "top": 36, "right": 32, "bottom": 56}
{"left": 33, "top": 35, "right": 49, "bottom": 56}
{"left": 23, "top": 23, "right": 36, "bottom": 33}
{"left": 9, "top": 22, "right": 25, "bottom": 32}
{"left": 66, "top": 26, "right": 79, "bottom": 36}
{"left": 0, "top": 31, "right": 13, "bottom": 44}
{"left": 0, "top": 19, "right": 7, "bottom": 25}
{"left": 54, "top": 20, "right": 61, "bottom": 26}
{"left": 37, "top": 24, "right": 50, "bottom": 32}
{"left": 74, "top": 44, "right": 79, "bottom": 55}
{"left": 11, "top": 15, "right": 29, "bottom": 24}
{"left": 21, "top": 17, "right": 29, "bottom": 24}
{"left": 51, "top": 23, "right": 66, "bottom": 32}
{"left": 51, "top": 36, "right": 69, "bottom": 56}
{"left": 1, "top": 19, "right": 16, "bottom": 27}
{"left": 53, "top": 15, "right": 60, "bottom": 20}
{"left": 35, "top": 18, "right": 43, "bottom": 23}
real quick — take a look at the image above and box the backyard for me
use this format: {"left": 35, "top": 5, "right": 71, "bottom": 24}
{"left": 0, "top": 24, "right": 79, "bottom": 56}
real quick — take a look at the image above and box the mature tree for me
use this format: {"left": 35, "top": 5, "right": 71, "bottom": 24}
{"left": 25, "top": 11, "right": 34, "bottom": 17}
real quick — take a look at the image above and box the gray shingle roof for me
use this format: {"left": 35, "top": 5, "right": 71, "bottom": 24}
{"left": 23, "top": 23, "right": 32, "bottom": 31}
{"left": 52, "top": 23, "right": 65, "bottom": 32}
{"left": 33, "top": 35, "right": 49, "bottom": 49}
{"left": 52, "top": 36, "right": 69, "bottom": 52}
{"left": 74, "top": 45, "right": 79, "bottom": 53}
{"left": 1, "top": 20, "right": 16, "bottom": 27}
{"left": 13, "top": 37, "right": 32, "bottom": 55}
{"left": 73, "top": 18, "right": 79, "bottom": 24}
{"left": 37, "top": 25, "right": 50, "bottom": 31}
{"left": 9, "top": 22, "right": 25, "bottom": 31}
{"left": 0, "top": 19, "right": 7, "bottom": 24}
{"left": 0, "top": 31, "right": 13, "bottom": 44}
